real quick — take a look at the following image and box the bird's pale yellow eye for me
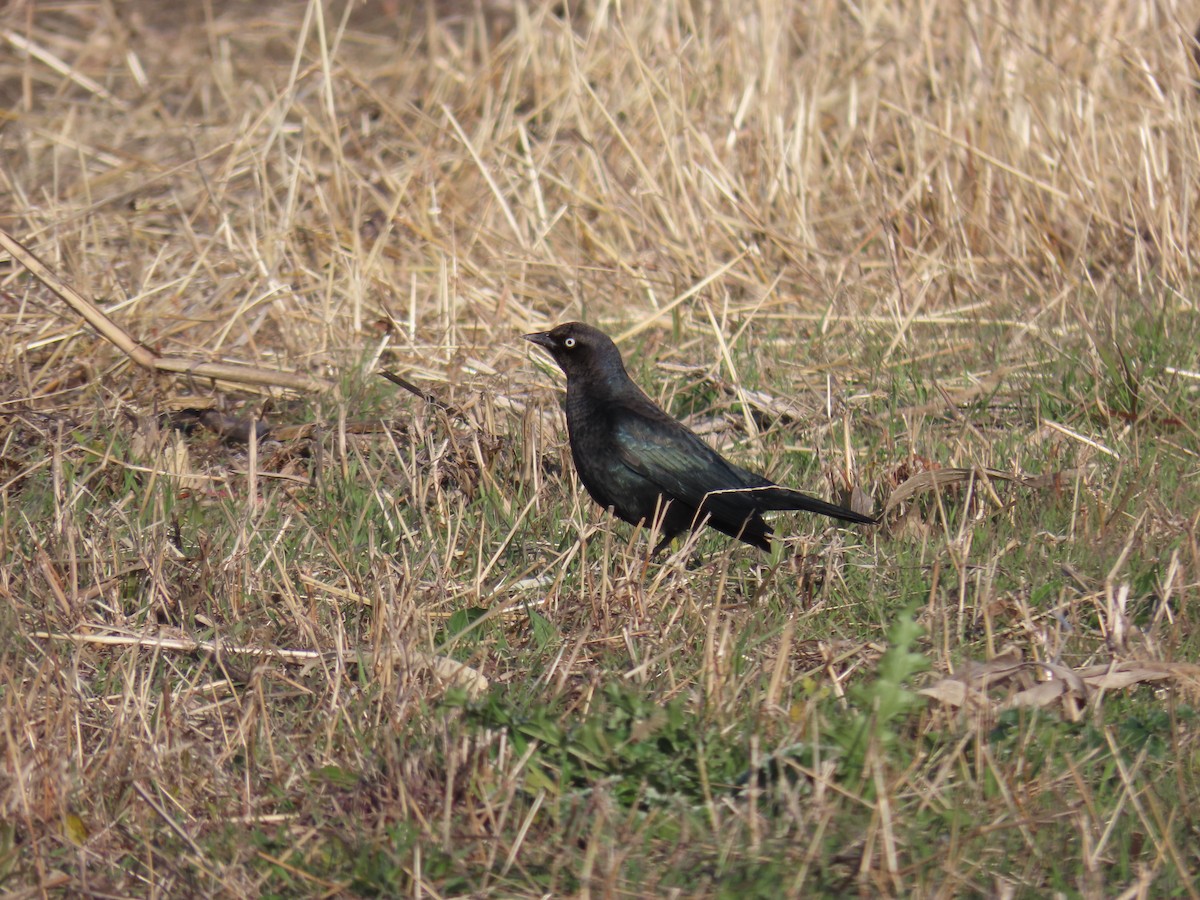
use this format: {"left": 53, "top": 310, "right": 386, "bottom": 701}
{"left": 564, "top": 337, "right": 577, "bottom": 348}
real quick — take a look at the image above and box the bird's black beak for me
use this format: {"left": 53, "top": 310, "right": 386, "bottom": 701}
{"left": 524, "top": 331, "right": 555, "bottom": 351}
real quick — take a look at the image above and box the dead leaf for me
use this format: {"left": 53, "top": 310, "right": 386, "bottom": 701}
{"left": 62, "top": 813, "right": 89, "bottom": 846}
{"left": 920, "top": 654, "right": 1200, "bottom": 716}
{"left": 885, "top": 466, "right": 1083, "bottom": 514}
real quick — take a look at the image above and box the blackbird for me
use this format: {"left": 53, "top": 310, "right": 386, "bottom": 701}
{"left": 525, "top": 322, "right": 875, "bottom": 553}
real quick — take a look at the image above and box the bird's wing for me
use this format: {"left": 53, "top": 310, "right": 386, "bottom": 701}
{"left": 611, "top": 407, "right": 876, "bottom": 526}
{"left": 611, "top": 409, "right": 768, "bottom": 521}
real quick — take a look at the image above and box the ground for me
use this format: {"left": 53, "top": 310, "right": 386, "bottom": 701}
{"left": 1, "top": 1, "right": 1198, "bottom": 896}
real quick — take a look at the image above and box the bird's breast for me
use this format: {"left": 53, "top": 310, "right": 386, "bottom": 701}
{"left": 562, "top": 389, "right": 659, "bottom": 522}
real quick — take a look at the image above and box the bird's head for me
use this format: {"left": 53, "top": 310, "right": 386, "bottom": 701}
{"left": 524, "top": 322, "right": 625, "bottom": 381}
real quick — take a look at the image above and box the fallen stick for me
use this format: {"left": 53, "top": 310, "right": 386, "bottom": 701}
{"left": 1, "top": 227, "right": 330, "bottom": 394}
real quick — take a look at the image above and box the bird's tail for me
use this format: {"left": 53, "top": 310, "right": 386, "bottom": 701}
{"left": 707, "top": 485, "right": 877, "bottom": 525}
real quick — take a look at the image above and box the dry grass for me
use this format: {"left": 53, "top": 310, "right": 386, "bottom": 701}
{"left": 2, "top": 0, "right": 1199, "bottom": 896}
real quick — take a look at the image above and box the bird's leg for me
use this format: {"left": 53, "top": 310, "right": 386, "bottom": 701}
{"left": 651, "top": 534, "right": 675, "bottom": 557}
